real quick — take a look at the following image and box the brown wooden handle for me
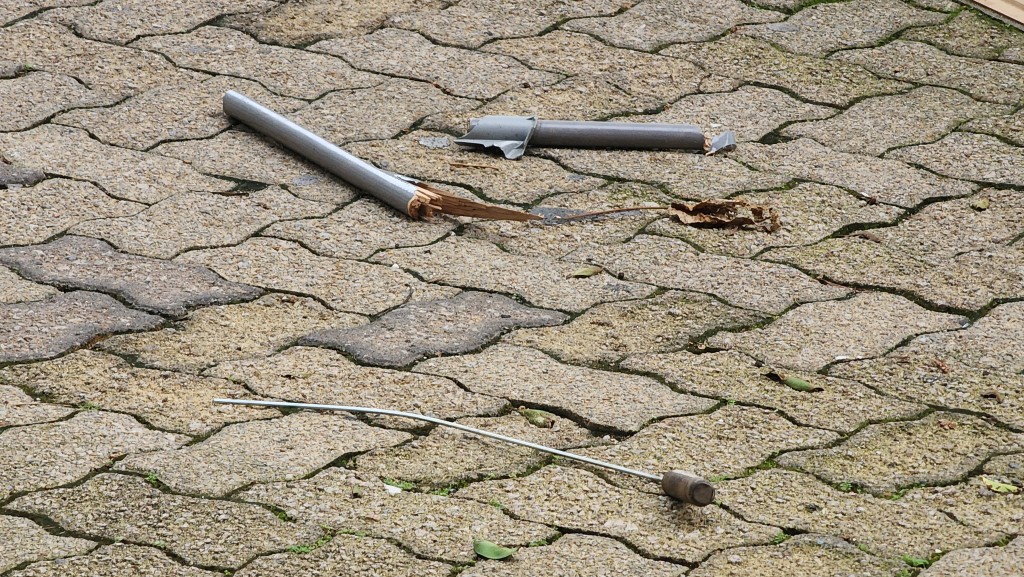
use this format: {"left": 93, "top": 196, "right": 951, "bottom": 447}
{"left": 661, "top": 470, "right": 715, "bottom": 506}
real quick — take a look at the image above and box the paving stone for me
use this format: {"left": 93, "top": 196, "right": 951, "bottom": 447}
{"left": 647, "top": 182, "right": 903, "bottom": 258}
{"left": 392, "top": 0, "right": 637, "bottom": 49}
{"left": 579, "top": 405, "right": 839, "bottom": 491}
{"left": 0, "top": 21, "right": 203, "bottom": 100}
{"left": 414, "top": 344, "right": 714, "bottom": 433}
{"left": 9, "top": 543, "right": 221, "bottom": 577}
{"left": 265, "top": 199, "right": 456, "bottom": 261}
{"left": 375, "top": 236, "right": 653, "bottom": 313}
{"left": 984, "top": 454, "right": 1023, "bottom": 483}
{"left": 355, "top": 412, "right": 600, "bottom": 487}
{"left": 905, "top": 476, "right": 1023, "bottom": 535}
{"left": 0, "top": 385, "right": 74, "bottom": 427}
{"left": 733, "top": 139, "right": 976, "bottom": 207}
{"left": 63, "top": 0, "right": 274, "bottom": 44}
{"left": 902, "top": 10, "right": 1024, "bottom": 62}
{"left": 0, "top": 411, "right": 187, "bottom": 500}
{"left": 565, "top": 0, "right": 782, "bottom": 51}
{"left": 0, "top": 516, "right": 95, "bottom": 573}
{"left": 0, "top": 125, "right": 234, "bottom": 204}
{"left": 964, "top": 108, "right": 1024, "bottom": 146}
{"left": 346, "top": 131, "right": 605, "bottom": 205}
{"left": 765, "top": 237, "right": 1024, "bottom": 312}
{"left": 0, "top": 236, "right": 262, "bottom": 317}
{"left": 0, "top": 179, "right": 143, "bottom": 247}
{"left": 205, "top": 346, "right": 507, "bottom": 430}
{"left": 829, "top": 348, "right": 1024, "bottom": 429}
{"left": 0, "top": 350, "right": 276, "bottom": 435}
{"left": 718, "top": 469, "right": 996, "bottom": 559}
{"left": 238, "top": 467, "right": 557, "bottom": 563}
{"left": 98, "top": 293, "right": 364, "bottom": 373}
{"left": 571, "top": 235, "right": 849, "bottom": 315}
{"left": 461, "top": 533, "right": 685, "bottom": 577}
{"left": 0, "top": 291, "right": 162, "bottom": 363}
{"left": 481, "top": 31, "right": 705, "bottom": 103}
{"left": 739, "top": 0, "right": 944, "bottom": 56}
{"left": 832, "top": 40, "right": 1024, "bottom": 105}
{"left": 118, "top": 412, "right": 411, "bottom": 497}
{"left": 623, "top": 350, "right": 926, "bottom": 433}
{"left": 0, "top": 161, "right": 45, "bottom": 187}
{"left": 709, "top": 292, "right": 966, "bottom": 371}
{"left": 783, "top": 87, "right": 1009, "bottom": 156}
{"left": 778, "top": 412, "right": 1024, "bottom": 494}
{"left": 2, "top": 0, "right": 94, "bottom": 26}
{"left": 888, "top": 132, "right": 1024, "bottom": 186}
{"left": 55, "top": 76, "right": 303, "bottom": 151}
{"left": 505, "top": 290, "right": 763, "bottom": 365}
{"left": 131, "top": 26, "right": 381, "bottom": 100}
{"left": 458, "top": 465, "right": 778, "bottom": 563}
{"left": 0, "top": 265, "right": 57, "bottom": 304}
{"left": 690, "top": 533, "right": 904, "bottom": 577}
{"left": 235, "top": 534, "right": 451, "bottom": 577}
{"left": 304, "top": 291, "right": 567, "bottom": 367}
{"left": 0, "top": 71, "right": 112, "bottom": 131}
{"left": 893, "top": 301, "right": 1024, "bottom": 374}
{"left": 920, "top": 538, "right": 1024, "bottom": 577}
{"left": 154, "top": 130, "right": 361, "bottom": 206}
{"left": 8, "top": 474, "right": 321, "bottom": 569}
{"left": 223, "top": 0, "right": 452, "bottom": 47}
{"left": 314, "top": 29, "right": 559, "bottom": 100}
{"left": 71, "top": 188, "right": 331, "bottom": 259}
{"left": 543, "top": 148, "right": 789, "bottom": 200}
{"left": 665, "top": 35, "right": 910, "bottom": 106}
{"left": 620, "top": 85, "right": 836, "bottom": 143}
{"left": 177, "top": 238, "right": 414, "bottom": 315}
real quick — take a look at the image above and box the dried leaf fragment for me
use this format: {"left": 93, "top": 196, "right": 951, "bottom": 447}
{"left": 474, "top": 539, "right": 517, "bottom": 560}
{"left": 569, "top": 264, "right": 604, "bottom": 278}
{"left": 971, "top": 197, "right": 990, "bottom": 211}
{"left": 668, "top": 199, "right": 780, "bottom": 232}
{"left": 981, "top": 475, "right": 1020, "bottom": 494}
{"left": 519, "top": 407, "right": 556, "bottom": 428}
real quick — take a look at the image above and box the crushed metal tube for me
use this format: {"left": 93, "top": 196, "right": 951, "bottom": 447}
{"left": 455, "top": 115, "right": 736, "bottom": 159}
{"left": 223, "top": 91, "right": 539, "bottom": 221}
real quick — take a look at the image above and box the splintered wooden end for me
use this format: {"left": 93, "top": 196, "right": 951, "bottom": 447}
{"left": 411, "top": 185, "right": 541, "bottom": 222}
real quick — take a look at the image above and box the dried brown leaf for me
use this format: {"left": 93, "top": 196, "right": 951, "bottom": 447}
{"left": 668, "top": 199, "right": 780, "bottom": 232}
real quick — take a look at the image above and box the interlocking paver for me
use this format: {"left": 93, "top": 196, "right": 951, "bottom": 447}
{"left": 0, "top": 161, "right": 44, "bottom": 187}
{"left": 72, "top": 188, "right": 331, "bottom": 259}
{"left": 314, "top": 29, "right": 559, "bottom": 100}
{"left": 98, "top": 293, "right": 364, "bottom": 373}
{"left": 665, "top": 35, "right": 910, "bottom": 106}
{"left": 235, "top": 535, "right": 451, "bottom": 577}
{"left": 62, "top": 0, "right": 274, "bottom": 44}
{"left": 8, "top": 473, "right": 321, "bottom": 569}
{"left": 0, "top": 265, "right": 57, "bottom": 304}
{"left": 0, "top": 411, "right": 187, "bottom": 500}
{"left": 131, "top": 26, "right": 381, "bottom": 100}
{"left": 623, "top": 350, "right": 926, "bottom": 433}
{"left": 902, "top": 10, "right": 1024, "bottom": 62}
{"left": 118, "top": 412, "right": 410, "bottom": 496}
{"left": 739, "top": 0, "right": 944, "bottom": 56}
{"left": 0, "top": 350, "right": 276, "bottom": 434}
{"left": 414, "top": 344, "right": 714, "bottom": 433}
{"left": 461, "top": 534, "right": 685, "bottom": 577}
{"left": 9, "top": 544, "right": 220, "bottom": 577}
{"left": 718, "top": 469, "right": 996, "bottom": 559}
{"left": 905, "top": 476, "right": 1023, "bottom": 535}
{"left": 783, "top": 87, "right": 1009, "bottom": 155}
{"left": 237, "top": 467, "right": 557, "bottom": 563}
{"left": 920, "top": 538, "right": 1024, "bottom": 577}
{"left": 984, "top": 454, "right": 1023, "bottom": 482}
{"left": 1, "top": 0, "right": 93, "bottom": 26}
{"left": 690, "top": 534, "right": 904, "bottom": 577}
{"left": 304, "top": 291, "right": 567, "bottom": 367}
{"left": 0, "top": 71, "right": 112, "bottom": 131}
{"left": 565, "top": 0, "right": 783, "bottom": 51}
{"left": 0, "top": 291, "right": 162, "bottom": 363}
{"left": 505, "top": 290, "right": 763, "bottom": 365}
{"left": 0, "top": 236, "right": 262, "bottom": 317}
{"left": 458, "top": 465, "right": 778, "bottom": 563}
{"left": 204, "top": 346, "right": 507, "bottom": 429}
{"left": 355, "top": 412, "right": 599, "bottom": 487}
{"left": 964, "top": 108, "right": 1024, "bottom": 146}
{"left": 571, "top": 234, "right": 849, "bottom": 314}
{"left": 0, "top": 516, "right": 95, "bottom": 573}
{"left": 888, "top": 132, "right": 1024, "bottom": 186}
{"left": 54, "top": 76, "right": 303, "bottom": 150}
{"left": 0, "top": 385, "right": 74, "bottom": 427}
{"left": 832, "top": 40, "right": 1024, "bottom": 105}
{"left": 733, "top": 139, "right": 976, "bottom": 207}
{"left": 1, "top": 179, "right": 143, "bottom": 247}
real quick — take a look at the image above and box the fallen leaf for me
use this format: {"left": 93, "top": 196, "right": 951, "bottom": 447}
{"left": 668, "top": 199, "right": 780, "bottom": 232}
{"left": 933, "top": 358, "right": 950, "bottom": 374}
{"left": 569, "top": 264, "right": 603, "bottom": 278}
{"left": 519, "top": 407, "right": 556, "bottom": 428}
{"left": 971, "top": 197, "right": 990, "bottom": 211}
{"left": 981, "top": 391, "right": 1005, "bottom": 404}
{"left": 474, "top": 539, "right": 517, "bottom": 560}
{"left": 767, "top": 371, "right": 824, "bottom": 392}
{"left": 981, "top": 475, "right": 1020, "bottom": 494}
{"left": 937, "top": 419, "right": 957, "bottom": 430}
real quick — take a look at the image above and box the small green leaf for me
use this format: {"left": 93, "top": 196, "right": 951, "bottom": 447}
{"left": 981, "top": 475, "right": 1020, "bottom": 494}
{"left": 971, "top": 197, "right": 990, "bottom": 211}
{"left": 901, "top": 555, "right": 930, "bottom": 568}
{"left": 474, "top": 539, "right": 517, "bottom": 560}
{"left": 569, "top": 264, "right": 603, "bottom": 278}
{"left": 519, "top": 407, "right": 556, "bottom": 428}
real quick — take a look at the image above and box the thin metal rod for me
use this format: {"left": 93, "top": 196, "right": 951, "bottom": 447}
{"left": 214, "top": 398, "right": 662, "bottom": 482}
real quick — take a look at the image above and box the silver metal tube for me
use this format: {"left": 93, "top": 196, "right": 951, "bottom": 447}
{"left": 532, "top": 120, "right": 705, "bottom": 149}
{"left": 213, "top": 398, "right": 662, "bottom": 482}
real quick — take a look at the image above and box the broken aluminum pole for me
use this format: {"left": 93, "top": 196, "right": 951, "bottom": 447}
{"left": 455, "top": 115, "right": 737, "bottom": 159}
{"left": 214, "top": 398, "right": 715, "bottom": 506}
{"left": 223, "top": 91, "right": 538, "bottom": 221}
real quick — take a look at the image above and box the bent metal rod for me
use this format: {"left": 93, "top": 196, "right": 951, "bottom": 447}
{"left": 213, "top": 398, "right": 715, "bottom": 506}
